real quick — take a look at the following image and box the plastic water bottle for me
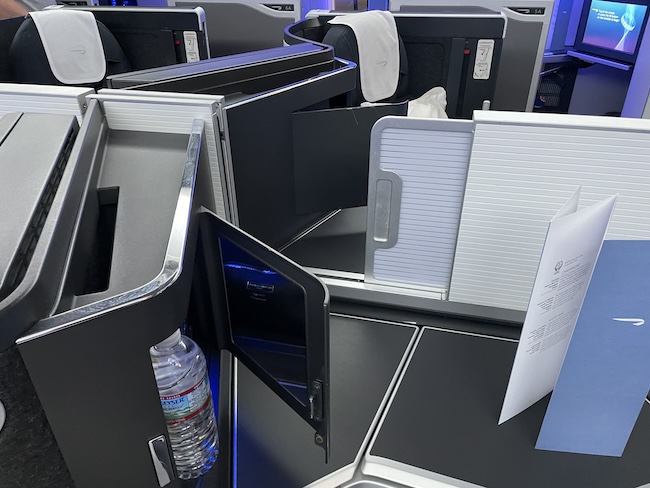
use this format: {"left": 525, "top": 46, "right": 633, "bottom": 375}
{"left": 150, "top": 329, "right": 219, "bottom": 480}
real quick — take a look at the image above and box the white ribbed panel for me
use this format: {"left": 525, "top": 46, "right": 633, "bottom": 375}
{"left": 0, "top": 84, "right": 91, "bottom": 124}
{"left": 372, "top": 125, "right": 472, "bottom": 289}
{"left": 449, "top": 112, "right": 650, "bottom": 311}
{"left": 91, "top": 94, "right": 227, "bottom": 220}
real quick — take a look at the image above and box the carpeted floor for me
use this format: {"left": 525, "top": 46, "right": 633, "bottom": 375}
{"left": 0, "top": 346, "right": 74, "bottom": 488}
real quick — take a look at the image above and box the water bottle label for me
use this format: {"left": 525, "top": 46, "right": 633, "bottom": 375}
{"left": 160, "top": 374, "right": 211, "bottom": 424}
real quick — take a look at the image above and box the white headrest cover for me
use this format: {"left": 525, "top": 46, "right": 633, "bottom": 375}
{"left": 329, "top": 11, "right": 399, "bottom": 103}
{"left": 30, "top": 10, "right": 106, "bottom": 85}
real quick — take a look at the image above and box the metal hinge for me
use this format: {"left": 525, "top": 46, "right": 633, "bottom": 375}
{"left": 308, "top": 380, "right": 323, "bottom": 422}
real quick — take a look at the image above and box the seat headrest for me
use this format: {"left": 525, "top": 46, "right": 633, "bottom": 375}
{"left": 323, "top": 13, "right": 409, "bottom": 106}
{"left": 9, "top": 11, "right": 131, "bottom": 87}
{"left": 30, "top": 10, "right": 105, "bottom": 84}
{"left": 326, "top": 11, "right": 403, "bottom": 104}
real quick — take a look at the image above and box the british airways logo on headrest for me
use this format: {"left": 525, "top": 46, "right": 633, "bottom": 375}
{"left": 613, "top": 318, "right": 645, "bottom": 326}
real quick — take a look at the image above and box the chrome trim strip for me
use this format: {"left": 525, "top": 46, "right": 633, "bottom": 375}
{"left": 148, "top": 435, "right": 174, "bottom": 487}
{"left": 0, "top": 400, "right": 5, "bottom": 434}
{"left": 279, "top": 210, "right": 342, "bottom": 252}
{"left": 346, "top": 320, "right": 419, "bottom": 475}
{"left": 359, "top": 328, "right": 425, "bottom": 484}
{"left": 319, "top": 275, "right": 447, "bottom": 301}
{"left": 233, "top": 359, "right": 239, "bottom": 488}
{"left": 306, "top": 267, "right": 364, "bottom": 282}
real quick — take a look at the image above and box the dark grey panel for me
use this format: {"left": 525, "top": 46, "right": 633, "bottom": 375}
{"left": 393, "top": 6, "right": 542, "bottom": 111}
{"left": 176, "top": 2, "right": 295, "bottom": 57}
{"left": 70, "top": 130, "right": 188, "bottom": 308}
{"left": 235, "top": 315, "right": 416, "bottom": 487}
{"left": 0, "top": 113, "right": 77, "bottom": 488}
{"left": 20, "top": 300, "right": 187, "bottom": 488}
{"left": 0, "top": 17, "right": 23, "bottom": 82}
{"left": 0, "top": 114, "right": 76, "bottom": 290}
{"left": 223, "top": 60, "right": 355, "bottom": 249}
{"left": 492, "top": 18, "right": 543, "bottom": 111}
{"left": 371, "top": 327, "right": 650, "bottom": 488}
{"left": 69, "top": 7, "right": 210, "bottom": 68}
{"left": 292, "top": 103, "right": 408, "bottom": 215}
{"left": 0, "top": 112, "right": 81, "bottom": 351}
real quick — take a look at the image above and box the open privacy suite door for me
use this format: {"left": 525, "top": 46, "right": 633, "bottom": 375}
{"left": 198, "top": 209, "right": 331, "bottom": 458}
{"left": 6, "top": 90, "right": 331, "bottom": 486}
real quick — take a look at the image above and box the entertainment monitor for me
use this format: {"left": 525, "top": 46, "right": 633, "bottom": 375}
{"left": 573, "top": 0, "right": 649, "bottom": 64}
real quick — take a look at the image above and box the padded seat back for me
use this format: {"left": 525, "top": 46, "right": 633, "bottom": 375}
{"left": 9, "top": 16, "right": 131, "bottom": 88}
{"left": 322, "top": 22, "right": 409, "bottom": 107}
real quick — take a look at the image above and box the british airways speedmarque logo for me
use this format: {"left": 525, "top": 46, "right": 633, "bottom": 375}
{"left": 613, "top": 318, "right": 645, "bottom": 326}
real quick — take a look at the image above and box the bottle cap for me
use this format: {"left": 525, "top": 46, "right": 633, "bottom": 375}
{"left": 155, "top": 329, "right": 182, "bottom": 349}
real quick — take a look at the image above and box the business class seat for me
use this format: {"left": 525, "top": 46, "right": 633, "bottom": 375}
{"left": 322, "top": 17, "right": 452, "bottom": 118}
{"left": 9, "top": 10, "right": 131, "bottom": 88}
{"left": 287, "top": 9, "right": 506, "bottom": 119}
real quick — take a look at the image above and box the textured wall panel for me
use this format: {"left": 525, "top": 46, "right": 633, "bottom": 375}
{"left": 449, "top": 111, "right": 650, "bottom": 311}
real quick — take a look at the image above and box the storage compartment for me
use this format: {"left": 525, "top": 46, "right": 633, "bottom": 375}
{"left": 9, "top": 96, "right": 332, "bottom": 487}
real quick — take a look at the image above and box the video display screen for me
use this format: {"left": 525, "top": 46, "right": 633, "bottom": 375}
{"left": 582, "top": 0, "right": 647, "bottom": 54}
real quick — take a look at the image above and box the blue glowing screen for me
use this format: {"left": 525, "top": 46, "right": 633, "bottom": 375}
{"left": 583, "top": 0, "right": 647, "bottom": 54}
